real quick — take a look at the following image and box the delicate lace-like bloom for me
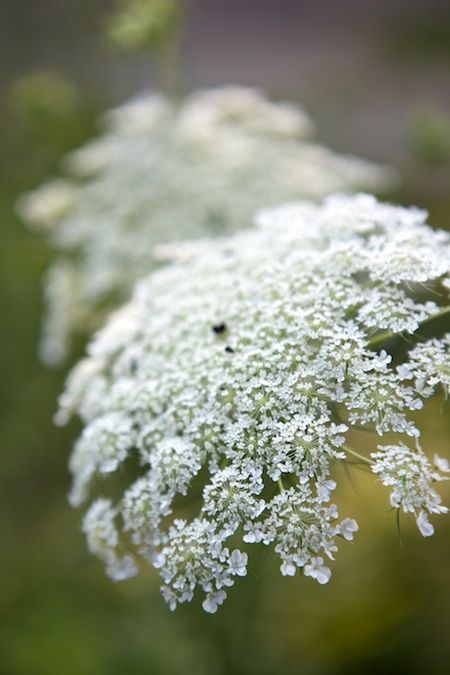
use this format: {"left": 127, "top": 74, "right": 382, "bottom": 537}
{"left": 401, "top": 335, "right": 450, "bottom": 397}
{"left": 17, "top": 87, "right": 394, "bottom": 363}
{"left": 82, "top": 498, "right": 138, "bottom": 581}
{"left": 58, "top": 193, "right": 450, "bottom": 612}
{"left": 371, "top": 443, "right": 448, "bottom": 536}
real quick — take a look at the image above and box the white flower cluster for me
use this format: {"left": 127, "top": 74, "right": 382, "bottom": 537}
{"left": 17, "top": 86, "right": 394, "bottom": 364}
{"left": 58, "top": 193, "right": 450, "bottom": 612}
{"left": 398, "top": 335, "right": 450, "bottom": 396}
{"left": 371, "top": 444, "right": 449, "bottom": 537}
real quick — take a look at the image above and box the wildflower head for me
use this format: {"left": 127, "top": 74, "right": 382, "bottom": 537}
{"left": 58, "top": 194, "right": 450, "bottom": 612}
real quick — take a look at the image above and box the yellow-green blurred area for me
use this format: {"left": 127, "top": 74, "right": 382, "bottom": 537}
{"left": 1, "top": 1, "right": 450, "bottom": 674}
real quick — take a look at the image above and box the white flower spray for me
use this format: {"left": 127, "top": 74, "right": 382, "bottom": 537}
{"left": 57, "top": 194, "right": 450, "bottom": 612}
{"left": 17, "top": 87, "right": 394, "bottom": 364}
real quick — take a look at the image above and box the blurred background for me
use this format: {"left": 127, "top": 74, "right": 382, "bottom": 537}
{"left": 1, "top": 1, "right": 450, "bottom": 673}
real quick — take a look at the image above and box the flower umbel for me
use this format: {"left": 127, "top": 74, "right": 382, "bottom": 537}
{"left": 58, "top": 194, "right": 450, "bottom": 611}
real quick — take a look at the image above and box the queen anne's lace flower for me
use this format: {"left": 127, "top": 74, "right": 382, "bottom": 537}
{"left": 58, "top": 193, "right": 450, "bottom": 612}
{"left": 400, "top": 335, "right": 450, "bottom": 397}
{"left": 17, "top": 87, "right": 394, "bottom": 364}
{"left": 82, "top": 498, "right": 138, "bottom": 581}
{"left": 371, "top": 443, "right": 449, "bottom": 536}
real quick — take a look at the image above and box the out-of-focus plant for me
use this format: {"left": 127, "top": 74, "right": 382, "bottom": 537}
{"left": 9, "top": 72, "right": 91, "bottom": 159}
{"left": 56, "top": 194, "right": 450, "bottom": 614}
{"left": 409, "top": 108, "right": 450, "bottom": 165}
{"left": 17, "top": 87, "right": 395, "bottom": 365}
{"left": 107, "top": 0, "right": 181, "bottom": 51}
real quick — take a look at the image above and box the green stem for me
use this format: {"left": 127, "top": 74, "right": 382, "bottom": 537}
{"left": 367, "top": 303, "right": 450, "bottom": 349}
{"left": 155, "top": 24, "right": 182, "bottom": 98}
{"left": 154, "top": 0, "right": 186, "bottom": 98}
{"left": 343, "top": 445, "right": 373, "bottom": 466}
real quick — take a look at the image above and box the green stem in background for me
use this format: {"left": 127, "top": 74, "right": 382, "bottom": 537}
{"left": 396, "top": 507, "right": 404, "bottom": 548}
{"left": 343, "top": 445, "right": 373, "bottom": 466}
{"left": 155, "top": 11, "right": 183, "bottom": 98}
{"left": 107, "top": 0, "right": 185, "bottom": 98}
{"left": 368, "top": 303, "right": 450, "bottom": 349}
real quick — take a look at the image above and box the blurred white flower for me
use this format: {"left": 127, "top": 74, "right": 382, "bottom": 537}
{"left": 416, "top": 511, "right": 435, "bottom": 538}
{"left": 434, "top": 455, "right": 450, "bottom": 473}
{"left": 16, "top": 179, "right": 78, "bottom": 231}
{"left": 18, "top": 86, "right": 395, "bottom": 364}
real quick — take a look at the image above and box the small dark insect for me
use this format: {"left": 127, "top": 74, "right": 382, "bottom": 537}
{"left": 224, "top": 346, "right": 234, "bottom": 353}
{"left": 212, "top": 322, "right": 227, "bottom": 334}
{"left": 129, "top": 357, "right": 139, "bottom": 374}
